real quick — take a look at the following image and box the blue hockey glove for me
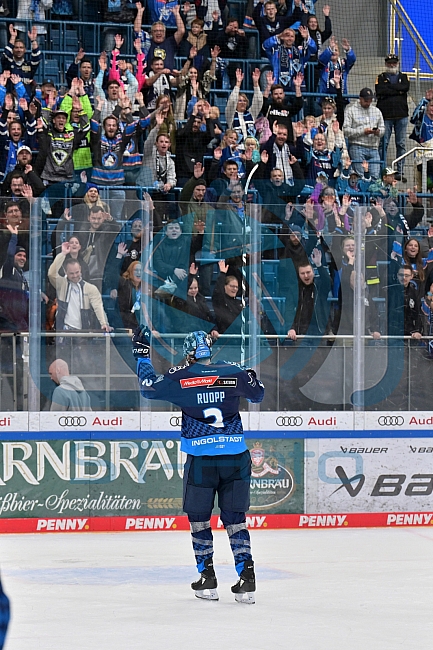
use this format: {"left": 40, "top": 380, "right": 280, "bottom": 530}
{"left": 132, "top": 325, "right": 151, "bottom": 360}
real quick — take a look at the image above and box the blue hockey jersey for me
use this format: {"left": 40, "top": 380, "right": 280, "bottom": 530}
{"left": 137, "top": 359, "right": 264, "bottom": 456}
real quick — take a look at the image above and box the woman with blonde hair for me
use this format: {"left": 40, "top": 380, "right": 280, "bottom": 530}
{"left": 117, "top": 260, "right": 143, "bottom": 330}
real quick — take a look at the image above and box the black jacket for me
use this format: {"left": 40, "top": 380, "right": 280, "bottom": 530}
{"left": 175, "top": 116, "right": 215, "bottom": 179}
{"left": 287, "top": 265, "right": 331, "bottom": 335}
{"left": 387, "top": 281, "right": 422, "bottom": 336}
{"left": 375, "top": 72, "right": 410, "bottom": 120}
{"left": 212, "top": 272, "right": 243, "bottom": 333}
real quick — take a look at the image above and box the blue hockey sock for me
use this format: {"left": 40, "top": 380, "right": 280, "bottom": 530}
{"left": 189, "top": 520, "right": 214, "bottom": 572}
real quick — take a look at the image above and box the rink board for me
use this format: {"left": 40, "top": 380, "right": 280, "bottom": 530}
{"left": 0, "top": 411, "right": 431, "bottom": 533}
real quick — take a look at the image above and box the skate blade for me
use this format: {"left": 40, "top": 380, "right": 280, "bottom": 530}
{"left": 234, "top": 592, "right": 255, "bottom": 605}
{"left": 195, "top": 589, "right": 219, "bottom": 601}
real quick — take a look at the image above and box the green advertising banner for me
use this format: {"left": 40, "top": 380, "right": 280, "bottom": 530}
{"left": 0, "top": 437, "right": 304, "bottom": 519}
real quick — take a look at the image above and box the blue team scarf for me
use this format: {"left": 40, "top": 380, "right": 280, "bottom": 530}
{"left": 30, "top": 0, "right": 42, "bottom": 21}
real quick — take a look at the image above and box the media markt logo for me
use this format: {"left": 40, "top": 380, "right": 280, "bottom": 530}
{"left": 249, "top": 442, "right": 295, "bottom": 510}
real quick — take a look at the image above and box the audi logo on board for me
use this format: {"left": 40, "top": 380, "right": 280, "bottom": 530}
{"left": 169, "top": 416, "right": 182, "bottom": 427}
{"left": 275, "top": 416, "right": 303, "bottom": 427}
{"left": 378, "top": 416, "right": 404, "bottom": 426}
{"left": 58, "top": 416, "right": 87, "bottom": 427}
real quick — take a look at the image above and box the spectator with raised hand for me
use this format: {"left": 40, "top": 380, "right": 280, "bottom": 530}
{"left": 260, "top": 120, "right": 304, "bottom": 186}
{"left": 32, "top": 78, "right": 59, "bottom": 110}
{"left": 303, "top": 125, "right": 343, "bottom": 188}
{"left": 94, "top": 52, "right": 124, "bottom": 122}
{"left": 1, "top": 24, "right": 41, "bottom": 95}
{"left": 317, "top": 35, "right": 355, "bottom": 101}
{"left": 90, "top": 94, "right": 137, "bottom": 221}
{"left": 252, "top": 0, "right": 300, "bottom": 49}
{"left": 48, "top": 240, "right": 112, "bottom": 333}
{"left": 286, "top": 248, "right": 331, "bottom": 341}
{"left": 77, "top": 205, "right": 121, "bottom": 292}
{"left": 14, "top": 0, "right": 52, "bottom": 49}
{"left": 66, "top": 49, "right": 97, "bottom": 108}
{"left": 109, "top": 34, "right": 139, "bottom": 103}
{"left": 176, "top": 99, "right": 215, "bottom": 187}
{"left": 142, "top": 56, "right": 173, "bottom": 111}
{"left": 262, "top": 70, "right": 304, "bottom": 141}
{"left": 117, "top": 90, "right": 150, "bottom": 186}
{"left": 210, "top": 16, "right": 248, "bottom": 89}
{"left": 60, "top": 78, "right": 93, "bottom": 180}
{"left": 138, "top": 109, "right": 177, "bottom": 230}
{"left": 0, "top": 176, "right": 33, "bottom": 218}
{"left": 50, "top": 185, "right": 110, "bottom": 254}
{"left": 263, "top": 25, "right": 316, "bottom": 92}
{"left": 178, "top": 15, "right": 208, "bottom": 61}
{"left": 0, "top": 201, "right": 29, "bottom": 268}
{"left": 0, "top": 222, "right": 29, "bottom": 332}
{"left": 225, "top": 68, "right": 263, "bottom": 148}
{"left": 135, "top": 2, "right": 185, "bottom": 75}
{"left": 174, "top": 44, "right": 219, "bottom": 120}
{"left": 0, "top": 92, "right": 36, "bottom": 184}
{"left": 35, "top": 96, "right": 90, "bottom": 187}
{"left": 410, "top": 88, "right": 433, "bottom": 143}
{"left": 301, "top": 4, "right": 332, "bottom": 56}
{"left": 212, "top": 259, "right": 243, "bottom": 335}
{"left": 2, "top": 149, "right": 44, "bottom": 198}
{"left": 336, "top": 158, "right": 371, "bottom": 200}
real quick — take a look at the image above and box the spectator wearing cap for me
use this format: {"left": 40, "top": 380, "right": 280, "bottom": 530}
{"left": 34, "top": 79, "right": 60, "bottom": 111}
{"left": 1, "top": 24, "right": 41, "bottom": 95}
{"left": 60, "top": 78, "right": 93, "bottom": 180}
{"left": 1, "top": 145, "right": 44, "bottom": 197}
{"left": 34, "top": 99, "right": 90, "bottom": 186}
{"left": 375, "top": 54, "right": 410, "bottom": 183}
{"left": 343, "top": 87, "right": 385, "bottom": 180}
{"left": 369, "top": 166, "right": 399, "bottom": 199}
{"left": 66, "top": 49, "right": 96, "bottom": 108}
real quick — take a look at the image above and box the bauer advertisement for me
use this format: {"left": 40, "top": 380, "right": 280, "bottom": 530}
{"left": 305, "top": 438, "right": 433, "bottom": 513}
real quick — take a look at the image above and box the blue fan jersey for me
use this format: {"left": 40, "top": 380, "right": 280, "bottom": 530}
{"left": 137, "top": 359, "right": 264, "bottom": 456}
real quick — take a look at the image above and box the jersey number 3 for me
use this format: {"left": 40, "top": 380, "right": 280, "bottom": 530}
{"left": 203, "top": 407, "right": 224, "bottom": 428}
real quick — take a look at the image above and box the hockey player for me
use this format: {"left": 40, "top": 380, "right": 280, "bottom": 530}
{"left": 0, "top": 575, "right": 9, "bottom": 650}
{"left": 133, "top": 327, "right": 264, "bottom": 604}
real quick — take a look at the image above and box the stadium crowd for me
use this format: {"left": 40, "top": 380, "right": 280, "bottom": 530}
{"left": 1, "top": 0, "right": 433, "bottom": 362}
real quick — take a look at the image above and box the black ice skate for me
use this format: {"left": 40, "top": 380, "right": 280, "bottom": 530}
{"left": 231, "top": 561, "right": 256, "bottom": 604}
{"left": 191, "top": 558, "right": 219, "bottom": 601}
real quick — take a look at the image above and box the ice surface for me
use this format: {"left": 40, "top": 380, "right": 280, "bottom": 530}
{"left": 1, "top": 527, "right": 433, "bottom": 649}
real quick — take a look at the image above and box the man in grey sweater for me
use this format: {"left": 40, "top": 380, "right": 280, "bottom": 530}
{"left": 49, "top": 359, "right": 92, "bottom": 411}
